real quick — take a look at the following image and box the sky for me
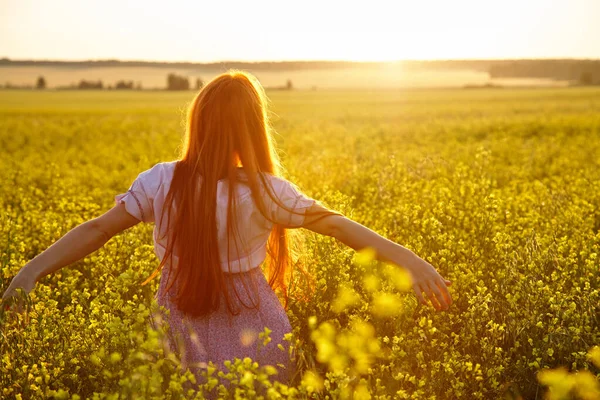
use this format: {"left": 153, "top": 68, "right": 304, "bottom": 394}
{"left": 1, "top": 0, "right": 599, "bottom": 62}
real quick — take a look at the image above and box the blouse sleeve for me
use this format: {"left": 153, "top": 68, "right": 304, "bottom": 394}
{"left": 264, "top": 176, "right": 316, "bottom": 228}
{"left": 114, "top": 164, "right": 162, "bottom": 223}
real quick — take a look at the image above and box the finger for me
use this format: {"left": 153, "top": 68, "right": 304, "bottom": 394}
{"left": 1, "top": 288, "right": 13, "bottom": 302}
{"left": 12, "top": 297, "right": 21, "bottom": 314}
{"left": 430, "top": 292, "right": 442, "bottom": 311}
{"left": 438, "top": 280, "right": 453, "bottom": 306}
{"left": 422, "top": 284, "right": 441, "bottom": 310}
{"left": 17, "top": 295, "right": 28, "bottom": 314}
{"left": 413, "top": 285, "right": 426, "bottom": 306}
{"left": 434, "top": 279, "right": 452, "bottom": 307}
{"left": 444, "top": 280, "right": 452, "bottom": 286}
{"left": 429, "top": 282, "right": 448, "bottom": 310}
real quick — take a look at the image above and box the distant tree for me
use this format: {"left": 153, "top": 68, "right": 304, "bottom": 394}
{"left": 167, "top": 73, "right": 190, "bottom": 90}
{"left": 78, "top": 80, "right": 103, "bottom": 89}
{"left": 286, "top": 79, "right": 293, "bottom": 90}
{"left": 135, "top": 81, "right": 142, "bottom": 90}
{"left": 36, "top": 76, "right": 46, "bottom": 89}
{"left": 579, "top": 71, "right": 594, "bottom": 86}
{"left": 195, "top": 77, "right": 204, "bottom": 90}
{"left": 115, "top": 80, "right": 134, "bottom": 90}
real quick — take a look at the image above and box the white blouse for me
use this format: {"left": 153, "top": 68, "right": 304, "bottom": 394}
{"left": 115, "top": 161, "right": 315, "bottom": 273}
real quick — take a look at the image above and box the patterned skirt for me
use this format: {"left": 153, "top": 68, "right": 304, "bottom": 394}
{"left": 150, "top": 266, "right": 295, "bottom": 393}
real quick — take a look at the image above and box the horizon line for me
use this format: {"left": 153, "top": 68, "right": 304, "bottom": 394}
{"left": 2, "top": 56, "right": 600, "bottom": 64}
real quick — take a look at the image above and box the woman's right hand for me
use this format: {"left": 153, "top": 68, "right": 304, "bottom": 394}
{"left": 403, "top": 257, "right": 452, "bottom": 311}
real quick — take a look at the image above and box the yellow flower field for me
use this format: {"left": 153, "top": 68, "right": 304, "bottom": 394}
{"left": 1, "top": 88, "right": 599, "bottom": 399}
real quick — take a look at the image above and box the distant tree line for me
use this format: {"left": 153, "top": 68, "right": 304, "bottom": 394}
{"left": 7, "top": 60, "right": 599, "bottom": 89}
{"left": 489, "top": 60, "right": 600, "bottom": 85}
{"left": 2, "top": 76, "right": 46, "bottom": 90}
{"left": 78, "top": 80, "right": 104, "bottom": 89}
{"left": 0, "top": 57, "right": 390, "bottom": 71}
{"left": 2, "top": 58, "right": 600, "bottom": 85}
{"left": 2, "top": 57, "right": 599, "bottom": 77}
{"left": 1, "top": 74, "right": 206, "bottom": 90}
{"left": 114, "top": 80, "right": 134, "bottom": 89}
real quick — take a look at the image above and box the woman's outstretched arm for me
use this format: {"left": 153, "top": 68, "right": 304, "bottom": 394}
{"left": 301, "top": 202, "right": 453, "bottom": 311}
{"left": 1, "top": 203, "right": 140, "bottom": 307}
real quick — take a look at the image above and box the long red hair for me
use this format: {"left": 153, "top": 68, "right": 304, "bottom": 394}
{"left": 141, "top": 70, "right": 312, "bottom": 318}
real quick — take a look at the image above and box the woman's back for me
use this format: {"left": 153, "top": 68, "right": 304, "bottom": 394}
{"left": 115, "top": 161, "right": 315, "bottom": 275}
{"left": 115, "top": 160, "right": 315, "bottom": 390}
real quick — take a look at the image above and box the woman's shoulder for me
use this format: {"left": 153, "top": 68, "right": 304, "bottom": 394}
{"left": 135, "top": 160, "right": 178, "bottom": 191}
{"left": 155, "top": 160, "right": 178, "bottom": 171}
{"left": 147, "top": 160, "right": 178, "bottom": 176}
{"left": 258, "top": 173, "right": 302, "bottom": 194}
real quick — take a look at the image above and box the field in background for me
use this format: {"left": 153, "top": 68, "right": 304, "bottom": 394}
{"left": 1, "top": 88, "right": 599, "bottom": 398}
{"left": 0, "top": 65, "right": 569, "bottom": 89}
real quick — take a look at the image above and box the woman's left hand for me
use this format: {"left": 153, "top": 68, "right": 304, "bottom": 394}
{"left": 1, "top": 266, "right": 37, "bottom": 313}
